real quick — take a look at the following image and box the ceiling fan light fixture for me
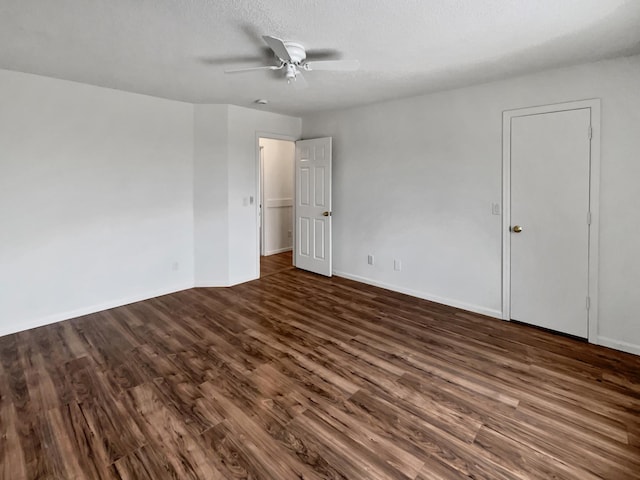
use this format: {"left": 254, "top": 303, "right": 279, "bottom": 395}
{"left": 285, "top": 63, "right": 297, "bottom": 80}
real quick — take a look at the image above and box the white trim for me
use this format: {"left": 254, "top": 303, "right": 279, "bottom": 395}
{"left": 596, "top": 337, "right": 640, "bottom": 356}
{"left": 265, "top": 247, "right": 293, "bottom": 256}
{"left": 587, "top": 102, "right": 601, "bottom": 343}
{"left": 0, "top": 282, "right": 193, "bottom": 338}
{"left": 265, "top": 198, "right": 294, "bottom": 208}
{"left": 259, "top": 145, "right": 265, "bottom": 256}
{"left": 193, "top": 281, "right": 230, "bottom": 288}
{"left": 333, "top": 270, "right": 502, "bottom": 319}
{"left": 502, "top": 99, "right": 601, "bottom": 344}
{"left": 501, "top": 111, "right": 512, "bottom": 321}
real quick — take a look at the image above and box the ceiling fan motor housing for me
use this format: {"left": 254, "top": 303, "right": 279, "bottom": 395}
{"left": 283, "top": 42, "right": 306, "bottom": 64}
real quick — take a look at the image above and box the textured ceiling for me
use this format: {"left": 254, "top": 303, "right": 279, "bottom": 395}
{"left": 1, "top": 0, "right": 640, "bottom": 115}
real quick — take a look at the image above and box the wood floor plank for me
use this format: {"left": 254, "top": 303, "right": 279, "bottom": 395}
{"left": 200, "top": 382, "right": 325, "bottom": 480}
{"left": 294, "top": 407, "right": 414, "bottom": 480}
{"left": 472, "top": 425, "right": 602, "bottom": 480}
{"left": 346, "top": 389, "right": 518, "bottom": 479}
{"left": 111, "top": 444, "right": 183, "bottom": 480}
{"left": 79, "top": 393, "right": 146, "bottom": 465}
{"left": 303, "top": 397, "right": 426, "bottom": 478}
{"left": 39, "top": 402, "right": 116, "bottom": 480}
{"left": 0, "top": 403, "right": 28, "bottom": 480}
{"left": 260, "top": 251, "right": 294, "bottom": 278}
{"left": 1, "top": 266, "right": 639, "bottom": 478}
{"left": 120, "top": 383, "right": 225, "bottom": 479}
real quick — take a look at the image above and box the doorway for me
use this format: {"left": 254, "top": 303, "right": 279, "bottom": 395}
{"left": 502, "top": 99, "right": 601, "bottom": 340}
{"left": 258, "top": 137, "right": 295, "bottom": 278}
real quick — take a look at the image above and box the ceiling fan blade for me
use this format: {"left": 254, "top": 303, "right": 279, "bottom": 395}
{"left": 305, "top": 48, "right": 342, "bottom": 61}
{"left": 225, "top": 65, "right": 282, "bottom": 74}
{"left": 304, "top": 60, "right": 360, "bottom": 72}
{"left": 262, "top": 35, "right": 292, "bottom": 62}
{"left": 199, "top": 54, "right": 270, "bottom": 66}
{"left": 289, "top": 71, "right": 308, "bottom": 90}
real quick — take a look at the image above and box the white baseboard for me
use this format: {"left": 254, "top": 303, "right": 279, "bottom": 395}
{"left": 10, "top": 273, "right": 638, "bottom": 360}
{"left": 0, "top": 282, "right": 193, "bottom": 338}
{"left": 596, "top": 336, "right": 640, "bottom": 356}
{"left": 194, "top": 281, "right": 230, "bottom": 287}
{"left": 265, "top": 247, "right": 292, "bottom": 256}
{"left": 333, "top": 270, "right": 502, "bottom": 319}
{"left": 227, "top": 275, "right": 259, "bottom": 287}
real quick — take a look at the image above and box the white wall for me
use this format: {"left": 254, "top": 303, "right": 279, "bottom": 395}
{"left": 260, "top": 138, "right": 295, "bottom": 256}
{"left": 302, "top": 55, "right": 640, "bottom": 355}
{"left": 4, "top": 55, "right": 638, "bottom": 357}
{"left": 0, "top": 72, "right": 301, "bottom": 334}
{"left": 227, "top": 106, "right": 301, "bottom": 284}
{"left": 0, "top": 69, "right": 194, "bottom": 336}
{"left": 193, "top": 105, "right": 301, "bottom": 286}
{"left": 194, "top": 104, "right": 229, "bottom": 286}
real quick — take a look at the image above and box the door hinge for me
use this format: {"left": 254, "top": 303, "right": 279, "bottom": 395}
{"left": 586, "top": 296, "right": 591, "bottom": 310}
{"left": 587, "top": 211, "right": 592, "bottom": 225}
{"left": 588, "top": 125, "right": 593, "bottom": 140}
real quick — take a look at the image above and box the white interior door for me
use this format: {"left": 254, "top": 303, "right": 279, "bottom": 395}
{"left": 295, "top": 137, "right": 332, "bottom": 276}
{"left": 510, "top": 108, "right": 591, "bottom": 338}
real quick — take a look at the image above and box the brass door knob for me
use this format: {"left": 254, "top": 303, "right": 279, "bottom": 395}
{"left": 512, "top": 225, "right": 523, "bottom": 233}
{"left": 322, "top": 211, "right": 331, "bottom": 217}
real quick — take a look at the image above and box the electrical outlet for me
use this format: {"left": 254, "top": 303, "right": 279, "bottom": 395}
{"left": 367, "top": 254, "right": 374, "bottom": 265}
{"left": 172, "top": 262, "right": 179, "bottom": 271}
{"left": 491, "top": 203, "right": 501, "bottom": 215}
{"left": 288, "top": 230, "right": 292, "bottom": 238}
{"left": 394, "top": 259, "right": 401, "bottom": 271}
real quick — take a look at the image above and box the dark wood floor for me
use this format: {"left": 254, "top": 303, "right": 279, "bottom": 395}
{"left": 260, "top": 250, "right": 293, "bottom": 278}
{"left": 1, "top": 268, "right": 640, "bottom": 479}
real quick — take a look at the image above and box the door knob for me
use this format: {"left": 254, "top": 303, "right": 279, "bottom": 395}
{"left": 512, "top": 225, "right": 523, "bottom": 233}
{"left": 322, "top": 211, "right": 331, "bottom": 217}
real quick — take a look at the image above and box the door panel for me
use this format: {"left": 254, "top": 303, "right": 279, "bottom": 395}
{"left": 299, "top": 168, "right": 310, "bottom": 205}
{"left": 315, "top": 167, "right": 325, "bottom": 206}
{"left": 510, "top": 108, "right": 591, "bottom": 337}
{"left": 295, "top": 137, "right": 332, "bottom": 276}
{"left": 299, "top": 217, "right": 310, "bottom": 256}
{"left": 313, "top": 219, "right": 325, "bottom": 259}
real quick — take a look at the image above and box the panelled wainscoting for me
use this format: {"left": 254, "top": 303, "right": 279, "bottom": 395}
{"left": 1, "top": 267, "right": 639, "bottom": 479}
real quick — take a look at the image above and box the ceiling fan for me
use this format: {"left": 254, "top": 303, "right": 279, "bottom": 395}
{"left": 224, "top": 35, "right": 360, "bottom": 88}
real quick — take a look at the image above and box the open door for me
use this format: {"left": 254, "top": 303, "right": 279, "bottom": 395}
{"left": 295, "top": 137, "right": 332, "bottom": 276}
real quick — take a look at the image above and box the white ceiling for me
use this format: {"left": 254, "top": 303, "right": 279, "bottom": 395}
{"left": 1, "top": 0, "right": 639, "bottom": 116}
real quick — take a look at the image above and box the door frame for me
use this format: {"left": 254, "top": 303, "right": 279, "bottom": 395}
{"left": 259, "top": 145, "right": 265, "bottom": 256}
{"left": 255, "top": 132, "right": 299, "bottom": 276}
{"left": 501, "top": 99, "right": 601, "bottom": 343}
